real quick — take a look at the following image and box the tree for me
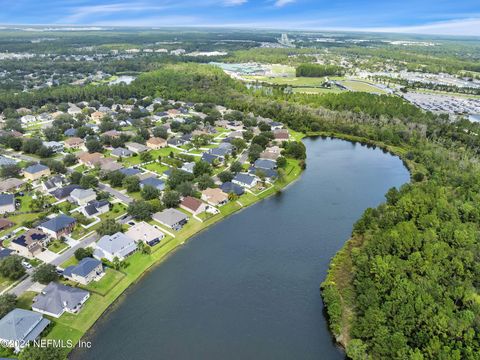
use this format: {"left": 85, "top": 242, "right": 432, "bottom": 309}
{"left": 193, "top": 161, "right": 212, "bottom": 177}
{"left": 85, "top": 139, "right": 103, "bottom": 153}
{"left": 70, "top": 171, "right": 83, "bottom": 184}
{"left": 97, "top": 218, "right": 122, "bottom": 236}
{"left": 32, "top": 264, "right": 58, "bottom": 285}
{"left": 0, "top": 255, "right": 25, "bottom": 280}
{"left": 19, "top": 345, "right": 65, "bottom": 360}
{"left": 162, "top": 191, "right": 180, "bottom": 208}
{"left": 276, "top": 156, "right": 287, "bottom": 168}
{"left": 123, "top": 176, "right": 140, "bottom": 193}
{"left": 140, "top": 151, "right": 152, "bottom": 163}
{"left": 0, "top": 164, "right": 21, "bottom": 179}
{"left": 177, "top": 181, "right": 195, "bottom": 197}
{"left": 231, "top": 138, "right": 247, "bottom": 152}
{"left": 152, "top": 126, "right": 168, "bottom": 139}
{"left": 196, "top": 174, "right": 215, "bottom": 190}
{"left": 230, "top": 161, "right": 243, "bottom": 173}
{"left": 141, "top": 185, "right": 160, "bottom": 200}
{"left": 80, "top": 174, "right": 99, "bottom": 189}
{"left": 108, "top": 171, "right": 126, "bottom": 187}
{"left": 248, "top": 144, "right": 263, "bottom": 162}
{"left": 63, "top": 153, "right": 78, "bottom": 167}
{"left": 74, "top": 247, "right": 94, "bottom": 261}
{"left": 218, "top": 170, "right": 234, "bottom": 183}
{"left": 283, "top": 141, "right": 306, "bottom": 160}
{"left": 128, "top": 201, "right": 153, "bottom": 221}
{"left": 0, "top": 293, "right": 16, "bottom": 318}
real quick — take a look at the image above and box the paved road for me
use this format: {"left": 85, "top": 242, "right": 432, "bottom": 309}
{"left": 98, "top": 183, "right": 133, "bottom": 204}
{"left": 8, "top": 233, "right": 98, "bottom": 296}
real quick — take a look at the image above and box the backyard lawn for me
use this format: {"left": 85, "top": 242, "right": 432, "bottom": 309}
{"left": 48, "top": 240, "right": 69, "bottom": 253}
{"left": 144, "top": 162, "right": 168, "bottom": 175}
{"left": 80, "top": 268, "right": 125, "bottom": 296}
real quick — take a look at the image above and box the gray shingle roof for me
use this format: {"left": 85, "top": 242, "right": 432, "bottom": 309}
{"left": 0, "top": 194, "right": 14, "bottom": 206}
{"left": 153, "top": 208, "right": 189, "bottom": 227}
{"left": 95, "top": 232, "right": 137, "bottom": 259}
{"left": 24, "top": 163, "right": 49, "bottom": 174}
{"left": 63, "top": 257, "right": 102, "bottom": 278}
{"left": 0, "top": 308, "right": 50, "bottom": 345}
{"left": 39, "top": 214, "right": 76, "bottom": 232}
{"left": 33, "top": 282, "right": 89, "bottom": 317}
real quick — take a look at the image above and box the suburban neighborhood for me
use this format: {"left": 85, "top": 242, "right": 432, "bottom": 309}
{"left": 0, "top": 96, "right": 304, "bottom": 356}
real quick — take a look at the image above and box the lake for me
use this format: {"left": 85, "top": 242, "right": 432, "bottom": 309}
{"left": 71, "top": 137, "right": 409, "bottom": 360}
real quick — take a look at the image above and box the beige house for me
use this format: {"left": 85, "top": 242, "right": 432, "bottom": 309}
{"left": 23, "top": 164, "right": 51, "bottom": 181}
{"left": 0, "top": 178, "right": 25, "bottom": 193}
{"left": 125, "top": 221, "right": 165, "bottom": 246}
{"left": 9, "top": 229, "right": 49, "bottom": 259}
{"left": 146, "top": 137, "right": 167, "bottom": 150}
{"left": 64, "top": 137, "right": 85, "bottom": 150}
{"left": 90, "top": 111, "right": 106, "bottom": 123}
{"left": 201, "top": 188, "right": 229, "bottom": 206}
{"left": 77, "top": 152, "right": 104, "bottom": 168}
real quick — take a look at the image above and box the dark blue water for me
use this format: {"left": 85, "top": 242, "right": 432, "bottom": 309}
{"left": 72, "top": 137, "right": 409, "bottom": 360}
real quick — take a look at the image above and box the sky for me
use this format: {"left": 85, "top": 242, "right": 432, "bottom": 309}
{"left": 0, "top": 0, "right": 480, "bottom": 36}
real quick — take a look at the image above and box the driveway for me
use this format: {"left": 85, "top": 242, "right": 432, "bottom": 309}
{"left": 35, "top": 249, "right": 58, "bottom": 263}
{"left": 98, "top": 183, "right": 133, "bottom": 204}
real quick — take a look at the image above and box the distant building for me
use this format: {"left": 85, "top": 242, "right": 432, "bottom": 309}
{"left": 146, "top": 137, "right": 167, "bottom": 150}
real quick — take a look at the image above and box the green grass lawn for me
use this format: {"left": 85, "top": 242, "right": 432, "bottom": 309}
{"left": 0, "top": 274, "right": 17, "bottom": 292}
{"left": 79, "top": 268, "right": 125, "bottom": 296}
{"left": 17, "top": 291, "right": 37, "bottom": 310}
{"left": 292, "top": 87, "right": 343, "bottom": 94}
{"left": 144, "top": 162, "right": 168, "bottom": 175}
{"left": 121, "top": 155, "right": 143, "bottom": 166}
{"left": 60, "top": 256, "right": 78, "bottom": 269}
{"left": 149, "top": 147, "right": 181, "bottom": 159}
{"left": 47, "top": 240, "right": 69, "bottom": 254}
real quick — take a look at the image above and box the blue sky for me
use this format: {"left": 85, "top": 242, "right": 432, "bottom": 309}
{"left": 0, "top": 0, "right": 480, "bottom": 36}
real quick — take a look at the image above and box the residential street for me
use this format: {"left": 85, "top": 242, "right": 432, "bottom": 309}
{"left": 8, "top": 233, "right": 98, "bottom": 296}
{"left": 98, "top": 183, "right": 133, "bottom": 204}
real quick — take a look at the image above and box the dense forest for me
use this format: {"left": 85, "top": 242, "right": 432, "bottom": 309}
{"left": 296, "top": 64, "right": 345, "bottom": 77}
{"left": 1, "top": 63, "right": 480, "bottom": 358}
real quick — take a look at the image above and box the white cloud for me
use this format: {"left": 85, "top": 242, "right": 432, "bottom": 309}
{"left": 61, "top": 2, "right": 171, "bottom": 23}
{"left": 223, "top": 0, "right": 248, "bottom": 6}
{"left": 274, "top": 0, "right": 296, "bottom": 7}
{"left": 361, "top": 18, "right": 480, "bottom": 36}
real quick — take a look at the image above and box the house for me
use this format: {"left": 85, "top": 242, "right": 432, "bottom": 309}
{"left": 201, "top": 188, "right": 228, "bottom": 206}
{"left": 0, "top": 248, "right": 13, "bottom": 259}
{"left": 119, "top": 168, "right": 142, "bottom": 177}
{"left": 0, "top": 178, "right": 24, "bottom": 193}
{"left": 43, "top": 141, "right": 64, "bottom": 153}
{"left": 201, "top": 152, "right": 221, "bottom": 164}
{"left": 0, "top": 219, "right": 14, "bottom": 231}
{"left": 146, "top": 137, "right": 167, "bottom": 150}
{"left": 0, "top": 308, "right": 50, "bottom": 352}
{"left": 125, "top": 221, "right": 165, "bottom": 246}
{"left": 94, "top": 232, "right": 138, "bottom": 262}
{"left": 220, "top": 182, "right": 245, "bottom": 196}
{"left": 68, "top": 105, "right": 82, "bottom": 116}
{"left": 0, "top": 194, "right": 15, "bottom": 214}
{"left": 23, "top": 164, "right": 50, "bottom": 181}
{"left": 20, "top": 115, "right": 37, "bottom": 124}
{"left": 99, "top": 158, "right": 123, "bottom": 173}
{"left": 232, "top": 173, "right": 258, "bottom": 189}
{"left": 32, "top": 282, "right": 90, "bottom": 318}
{"left": 70, "top": 188, "right": 96, "bottom": 206}
{"left": 254, "top": 159, "right": 277, "bottom": 170}
{"left": 249, "top": 167, "right": 278, "bottom": 180}
{"left": 180, "top": 162, "right": 195, "bottom": 174}
{"left": 64, "top": 128, "right": 77, "bottom": 137}
{"left": 42, "top": 175, "right": 65, "bottom": 193}
{"left": 10, "top": 229, "right": 49, "bottom": 258}
{"left": 180, "top": 196, "right": 210, "bottom": 215}
{"left": 51, "top": 184, "right": 82, "bottom": 201}
{"left": 38, "top": 214, "right": 76, "bottom": 239}
{"left": 152, "top": 208, "right": 189, "bottom": 230}
{"left": 273, "top": 129, "right": 290, "bottom": 142}
{"left": 140, "top": 177, "right": 165, "bottom": 191}
{"left": 102, "top": 130, "right": 121, "bottom": 139}
{"left": 111, "top": 147, "right": 133, "bottom": 158}
{"left": 63, "top": 257, "right": 104, "bottom": 285}
{"left": 125, "top": 142, "right": 148, "bottom": 154}
{"left": 0, "top": 156, "right": 17, "bottom": 167}
{"left": 82, "top": 200, "right": 109, "bottom": 218}
{"left": 260, "top": 146, "right": 282, "bottom": 161}
{"left": 90, "top": 111, "right": 106, "bottom": 123}
{"left": 64, "top": 137, "right": 85, "bottom": 150}
{"left": 78, "top": 152, "right": 104, "bottom": 168}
